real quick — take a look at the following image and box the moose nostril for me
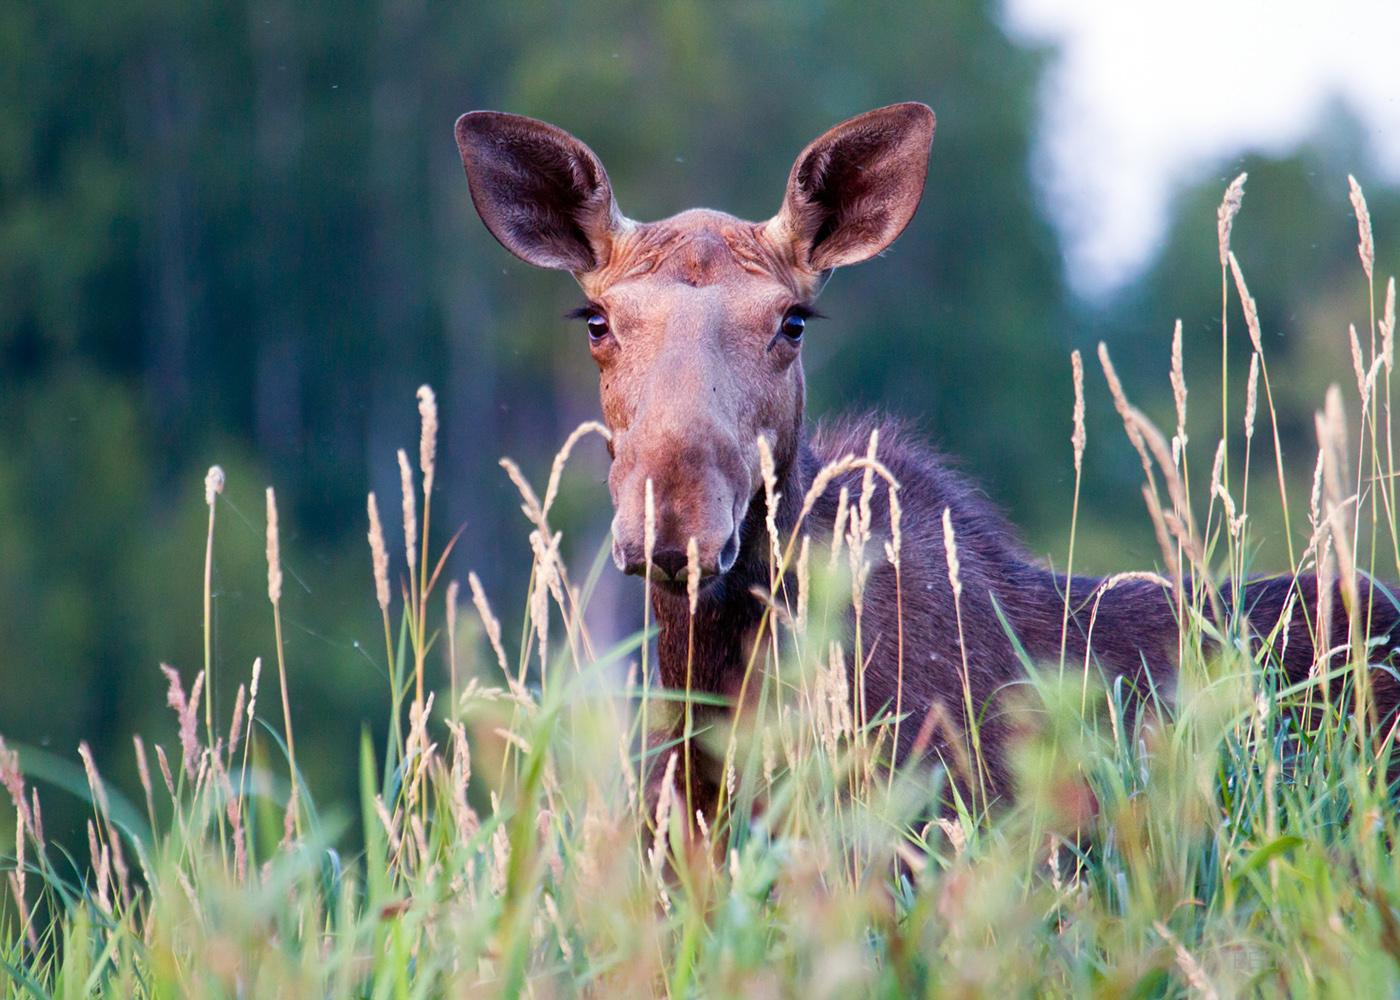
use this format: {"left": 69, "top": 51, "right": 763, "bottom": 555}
{"left": 718, "top": 532, "right": 740, "bottom": 574}
{"left": 650, "top": 548, "right": 690, "bottom": 580}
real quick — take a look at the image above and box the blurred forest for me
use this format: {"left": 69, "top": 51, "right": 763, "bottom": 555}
{"left": 1, "top": 0, "right": 1396, "bottom": 842}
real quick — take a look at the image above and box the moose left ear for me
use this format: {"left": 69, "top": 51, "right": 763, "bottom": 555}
{"left": 768, "top": 103, "right": 935, "bottom": 272}
{"left": 455, "top": 111, "right": 625, "bottom": 273}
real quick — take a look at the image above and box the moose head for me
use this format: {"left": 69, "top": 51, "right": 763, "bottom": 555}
{"left": 455, "top": 104, "right": 934, "bottom": 590}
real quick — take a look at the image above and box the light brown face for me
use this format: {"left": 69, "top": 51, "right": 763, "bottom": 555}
{"left": 455, "top": 104, "right": 935, "bottom": 586}
{"left": 578, "top": 213, "right": 817, "bottom": 580}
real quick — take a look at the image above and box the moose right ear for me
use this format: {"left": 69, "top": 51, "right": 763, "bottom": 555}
{"left": 768, "top": 103, "right": 935, "bottom": 273}
{"left": 454, "top": 112, "right": 625, "bottom": 273}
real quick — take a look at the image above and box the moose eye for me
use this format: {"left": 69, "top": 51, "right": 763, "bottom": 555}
{"left": 780, "top": 311, "right": 806, "bottom": 342}
{"left": 586, "top": 313, "right": 610, "bottom": 340}
{"left": 568, "top": 305, "right": 611, "bottom": 342}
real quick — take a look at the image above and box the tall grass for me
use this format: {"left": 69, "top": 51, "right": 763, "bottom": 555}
{"left": 3, "top": 179, "right": 1400, "bottom": 997}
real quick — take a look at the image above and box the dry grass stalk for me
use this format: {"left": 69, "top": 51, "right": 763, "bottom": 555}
{"left": 758, "top": 434, "right": 781, "bottom": 573}
{"left": 265, "top": 487, "right": 282, "bottom": 605}
{"left": 542, "top": 420, "right": 611, "bottom": 518}
{"left": 1217, "top": 172, "right": 1247, "bottom": 268}
{"left": 161, "top": 664, "right": 205, "bottom": 780}
{"left": 1383, "top": 277, "right": 1396, "bottom": 374}
{"left": 1083, "top": 574, "right": 1174, "bottom": 702}
{"left": 527, "top": 528, "right": 564, "bottom": 674}
{"left": 227, "top": 682, "right": 246, "bottom": 764}
{"left": 499, "top": 457, "right": 545, "bottom": 529}
{"left": 1349, "top": 324, "right": 1368, "bottom": 408}
{"left": 0, "top": 737, "right": 31, "bottom": 838}
{"left": 1155, "top": 921, "right": 1219, "bottom": 1000}
{"left": 942, "top": 506, "right": 986, "bottom": 800}
{"left": 264, "top": 486, "right": 298, "bottom": 832}
{"left": 1170, "top": 323, "right": 1187, "bottom": 451}
{"left": 1228, "top": 253, "right": 1265, "bottom": 355}
{"left": 796, "top": 533, "right": 811, "bottom": 631}
{"left": 1098, "top": 342, "right": 1156, "bottom": 490}
{"left": 245, "top": 657, "right": 261, "bottom": 732}
{"left": 1127, "top": 405, "right": 1191, "bottom": 530}
{"left": 1317, "top": 388, "right": 1357, "bottom": 642}
{"left": 367, "top": 492, "right": 391, "bottom": 612}
{"left": 417, "top": 385, "right": 438, "bottom": 497}
{"left": 644, "top": 477, "right": 657, "bottom": 571}
{"left": 1245, "top": 352, "right": 1260, "bottom": 441}
{"left": 1071, "top": 349, "right": 1087, "bottom": 472}
{"left": 830, "top": 485, "right": 850, "bottom": 569}
{"left": 446, "top": 579, "right": 460, "bottom": 705}
{"left": 648, "top": 752, "right": 678, "bottom": 911}
{"left": 467, "top": 571, "right": 509, "bottom": 676}
{"left": 1348, "top": 175, "right": 1375, "bottom": 283}
{"left": 202, "top": 466, "right": 224, "bottom": 745}
{"left": 858, "top": 428, "right": 880, "bottom": 538}
{"left": 686, "top": 537, "right": 700, "bottom": 615}
{"left": 153, "top": 744, "right": 175, "bottom": 799}
{"left": 88, "top": 821, "right": 111, "bottom": 916}
{"left": 132, "top": 735, "right": 155, "bottom": 830}
{"left": 397, "top": 449, "right": 418, "bottom": 596}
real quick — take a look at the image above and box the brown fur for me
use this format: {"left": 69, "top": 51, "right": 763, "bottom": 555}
{"left": 455, "top": 105, "right": 1400, "bottom": 808}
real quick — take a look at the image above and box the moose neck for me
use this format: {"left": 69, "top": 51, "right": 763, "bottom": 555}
{"left": 650, "top": 438, "right": 814, "bottom": 695}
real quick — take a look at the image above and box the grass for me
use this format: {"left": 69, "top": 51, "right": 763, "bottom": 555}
{"left": 2, "top": 178, "right": 1400, "bottom": 997}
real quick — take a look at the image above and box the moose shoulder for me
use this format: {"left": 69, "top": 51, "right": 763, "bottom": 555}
{"left": 454, "top": 104, "right": 1400, "bottom": 807}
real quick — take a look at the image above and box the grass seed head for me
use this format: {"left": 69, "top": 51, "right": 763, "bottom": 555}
{"left": 417, "top": 384, "right": 438, "bottom": 496}
{"left": 367, "top": 492, "right": 391, "bottom": 612}
{"left": 397, "top": 450, "right": 418, "bottom": 582}
{"left": 1348, "top": 174, "right": 1375, "bottom": 282}
{"left": 204, "top": 465, "right": 225, "bottom": 507}
{"left": 1228, "top": 253, "right": 1265, "bottom": 354}
{"left": 265, "top": 487, "right": 282, "bottom": 604}
{"left": 1217, "top": 171, "right": 1247, "bottom": 268}
{"left": 1170, "top": 322, "right": 1187, "bottom": 449}
{"left": 1245, "top": 352, "right": 1260, "bottom": 439}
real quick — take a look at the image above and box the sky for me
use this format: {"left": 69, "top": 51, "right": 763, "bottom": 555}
{"left": 1002, "top": 0, "right": 1400, "bottom": 297}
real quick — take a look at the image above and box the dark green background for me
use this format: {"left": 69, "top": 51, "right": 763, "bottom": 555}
{"left": 2, "top": 0, "right": 1395, "bottom": 843}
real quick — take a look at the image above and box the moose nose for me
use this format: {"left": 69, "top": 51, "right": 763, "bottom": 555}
{"left": 650, "top": 548, "right": 690, "bottom": 581}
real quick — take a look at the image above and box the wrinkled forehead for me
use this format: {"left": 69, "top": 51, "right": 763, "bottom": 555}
{"left": 579, "top": 210, "right": 819, "bottom": 303}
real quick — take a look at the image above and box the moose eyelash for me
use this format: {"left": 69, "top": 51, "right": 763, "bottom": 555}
{"left": 565, "top": 304, "right": 603, "bottom": 320}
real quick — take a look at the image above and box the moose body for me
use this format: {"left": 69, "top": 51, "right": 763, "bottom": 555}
{"left": 454, "top": 104, "right": 1400, "bottom": 803}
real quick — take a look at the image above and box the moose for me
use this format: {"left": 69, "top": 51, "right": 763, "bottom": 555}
{"left": 454, "top": 102, "right": 1400, "bottom": 806}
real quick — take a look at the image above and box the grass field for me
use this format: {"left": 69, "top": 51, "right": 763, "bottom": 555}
{"left": 3, "top": 178, "right": 1400, "bottom": 997}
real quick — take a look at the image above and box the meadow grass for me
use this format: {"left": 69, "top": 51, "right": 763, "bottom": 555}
{"left": 3, "top": 179, "right": 1400, "bottom": 997}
